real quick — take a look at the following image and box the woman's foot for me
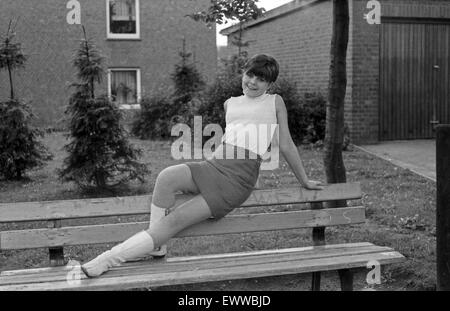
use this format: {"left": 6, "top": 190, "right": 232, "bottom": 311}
{"left": 125, "top": 245, "right": 167, "bottom": 262}
{"left": 81, "top": 231, "right": 155, "bottom": 278}
{"left": 81, "top": 250, "right": 118, "bottom": 278}
{"left": 149, "top": 245, "right": 167, "bottom": 258}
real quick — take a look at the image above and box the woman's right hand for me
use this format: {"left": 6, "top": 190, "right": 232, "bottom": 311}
{"left": 303, "top": 180, "right": 324, "bottom": 190}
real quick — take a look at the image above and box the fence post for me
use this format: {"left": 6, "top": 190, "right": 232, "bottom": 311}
{"left": 436, "top": 125, "right": 450, "bottom": 291}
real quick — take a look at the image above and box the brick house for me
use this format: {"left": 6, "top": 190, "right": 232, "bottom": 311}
{"left": 221, "top": 0, "right": 450, "bottom": 143}
{"left": 0, "top": 0, "right": 217, "bottom": 129}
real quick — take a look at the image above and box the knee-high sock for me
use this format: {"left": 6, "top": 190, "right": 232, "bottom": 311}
{"left": 149, "top": 203, "right": 168, "bottom": 229}
{"left": 81, "top": 231, "right": 155, "bottom": 278}
{"left": 147, "top": 203, "right": 168, "bottom": 256}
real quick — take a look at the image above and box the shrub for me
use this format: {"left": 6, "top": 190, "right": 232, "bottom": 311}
{"left": 0, "top": 100, "right": 53, "bottom": 180}
{"left": 301, "top": 92, "right": 327, "bottom": 144}
{"left": 131, "top": 94, "right": 176, "bottom": 140}
{"left": 270, "top": 78, "right": 326, "bottom": 145}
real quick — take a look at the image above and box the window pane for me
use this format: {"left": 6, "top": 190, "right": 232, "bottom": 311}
{"left": 111, "top": 71, "right": 137, "bottom": 105}
{"left": 109, "top": 0, "right": 136, "bottom": 34}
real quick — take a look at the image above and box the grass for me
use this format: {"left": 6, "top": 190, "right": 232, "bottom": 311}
{"left": 0, "top": 132, "right": 437, "bottom": 291}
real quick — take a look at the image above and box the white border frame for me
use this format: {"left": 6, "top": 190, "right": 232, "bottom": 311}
{"left": 106, "top": 0, "right": 140, "bottom": 40}
{"left": 107, "top": 68, "right": 141, "bottom": 109}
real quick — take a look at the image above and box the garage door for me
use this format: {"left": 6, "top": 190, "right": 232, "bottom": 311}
{"left": 380, "top": 19, "right": 450, "bottom": 140}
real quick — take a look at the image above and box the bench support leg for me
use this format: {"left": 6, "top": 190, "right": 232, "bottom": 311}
{"left": 47, "top": 220, "right": 66, "bottom": 267}
{"left": 311, "top": 203, "right": 326, "bottom": 291}
{"left": 338, "top": 269, "right": 353, "bottom": 291}
{"left": 49, "top": 247, "right": 65, "bottom": 267}
{"left": 311, "top": 272, "right": 321, "bottom": 291}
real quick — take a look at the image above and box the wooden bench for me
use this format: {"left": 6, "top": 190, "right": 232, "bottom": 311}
{"left": 0, "top": 182, "right": 405, "bottom": 291}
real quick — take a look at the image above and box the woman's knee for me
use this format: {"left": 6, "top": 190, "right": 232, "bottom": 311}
{"left": 154, "top": 166, "right": 179, "bottom": 191}
{"left": 154, "top": 164, "right": 198, "bottom": 194}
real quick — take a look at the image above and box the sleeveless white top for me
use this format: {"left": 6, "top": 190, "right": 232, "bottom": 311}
{"left": 218, "top": 93, "right": 278, "bottom": 158}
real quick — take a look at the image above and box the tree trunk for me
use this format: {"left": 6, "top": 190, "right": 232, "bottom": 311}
{"left": 7, "top": 60, "right": 14, "bottom": 100}
{"left": 95, "top": 170, "right": 106, "bottom": 189}
{"left": 82, "top": 26, "right": 95, "bottom": 99}
{"left": 324, "top": 0, "right": 349, "bottom": 208}
{"left": 238, "top": 23, "right": 243, "bottom": 57}
{"left": 90, "top": 77, "right": 95, "bottom": 99}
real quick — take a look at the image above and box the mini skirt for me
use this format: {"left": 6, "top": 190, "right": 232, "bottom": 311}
{"left": 185, "top": 143, "right": 262, "bottom": 220}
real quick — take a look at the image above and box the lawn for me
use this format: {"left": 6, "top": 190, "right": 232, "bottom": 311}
{"left": 0, "top": 132, "right": 437, "bottom": 291}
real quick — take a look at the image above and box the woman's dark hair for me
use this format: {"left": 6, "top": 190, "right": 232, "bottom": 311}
{"left": 243, "top": 54, "right": 279, "bottom": 83}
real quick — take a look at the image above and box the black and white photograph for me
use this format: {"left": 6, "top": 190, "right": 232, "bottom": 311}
{"left": 0, "top": 0, "right": 449, "bottom": 296}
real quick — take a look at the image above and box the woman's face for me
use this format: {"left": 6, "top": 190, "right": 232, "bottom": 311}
{"left": 242, "top": 71, "right": 271, "bottom": 98}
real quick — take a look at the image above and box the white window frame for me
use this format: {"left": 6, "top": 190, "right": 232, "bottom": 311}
{"left": 106, "top": 0, "right": 140, "bottom": 40}
{"left": 107, "top": 68, "right": 142, "bottom": 109}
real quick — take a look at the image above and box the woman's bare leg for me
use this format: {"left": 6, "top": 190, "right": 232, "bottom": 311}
{"left": 147, "top": 194, "right": 212, "bottom": 248}
{"left": 152, "top": 164, "right": 200, "bottom": 209}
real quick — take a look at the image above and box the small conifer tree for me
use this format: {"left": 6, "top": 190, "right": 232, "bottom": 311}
{"left": 171, "top": 38, "right": 205, "bottom": 99}
{"left": 58, "top": 26, "right": 149, "bottom": 190}
{"left": 170, "top": 38, "right": 205, "bottom": 125}
{"left": 0, "top": 20, "right": 52, "bottom": 180}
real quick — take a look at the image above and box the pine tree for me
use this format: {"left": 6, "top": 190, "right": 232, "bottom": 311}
{"left": 169, "top": 38, "right": 205, "bottom": 124}
{"left": 0, "top": 19, "right": 53, "bottom": 180}
{"left": 171, "top": 38, "right": 205, "bottom": 99}
{"left": 58, "top": 26, "right": 149, "bottom": 190}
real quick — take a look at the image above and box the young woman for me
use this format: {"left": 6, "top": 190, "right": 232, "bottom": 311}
{"left": 81, "top": 54, "right": 323, "bottom": 278}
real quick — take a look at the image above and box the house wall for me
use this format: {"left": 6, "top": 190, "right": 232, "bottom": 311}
{"left": 0, "top": 0, "right": 217, "bottom": 129}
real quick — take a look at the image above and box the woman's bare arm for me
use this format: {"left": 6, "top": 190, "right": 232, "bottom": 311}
{"left": 275, "top": 95, "right": 323, "bottom": 190}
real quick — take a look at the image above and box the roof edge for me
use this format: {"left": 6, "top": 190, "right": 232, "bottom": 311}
{"left": 219, "top": 0, "right": 326, "bottom": 36}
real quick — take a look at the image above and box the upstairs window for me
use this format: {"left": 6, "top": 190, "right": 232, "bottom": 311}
{"left": 107, "top": 0, "right": 140, "bottom": 39}
{"left": 108, "top": 68, "right": 141, "bottom": 109}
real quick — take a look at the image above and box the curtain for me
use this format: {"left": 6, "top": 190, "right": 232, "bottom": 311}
{"left": 110, "top": 0, "right": 136, "bottom": 19}
{"left": 110, "top": 0, "right": 136, "bottom": 33}
{"left": 111, "top": 70, "right": 137, "bottom": 105}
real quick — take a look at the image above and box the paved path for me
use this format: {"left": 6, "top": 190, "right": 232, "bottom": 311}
{"left": 355, "top": 140, "right": 436, "bottom": 182}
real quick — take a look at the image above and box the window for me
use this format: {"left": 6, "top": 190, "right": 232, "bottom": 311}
{"left": 106, "top": 0, "right": 140, "bottom": 39}
{"left": 108, "top": 68, "right": 141, "bottom": 109}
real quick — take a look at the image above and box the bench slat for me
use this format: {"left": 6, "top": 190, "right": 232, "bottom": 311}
{"left": 0, "top": 242, "right": 375, "bottom": 277}
{"left": 0, "top": 243, "right": 405, "bottom": 291}
{"left": 2, "top": 244, "right": 389, "bottom": 285}
{"left": 0, "top": 183, "right": 361, "bottom": 222}
{"left": 0, "top": 207, "right": 365, "bottom": 250}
